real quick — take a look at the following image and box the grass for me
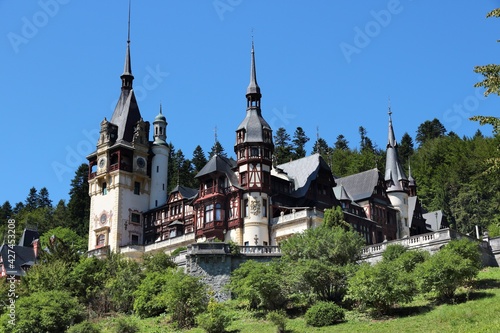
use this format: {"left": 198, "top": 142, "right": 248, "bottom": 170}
{"left": 89, "top": 267, "right": 500, "bottom": 333}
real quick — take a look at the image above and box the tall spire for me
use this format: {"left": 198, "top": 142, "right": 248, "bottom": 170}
{"left": 246, "top": 40, "right": 261, "bottom": 108}
{"left": 384, "top": 107, "right": 408, "bottom": 192}
{"left": 121, "top": 0, "right": 133, "bottom": 90}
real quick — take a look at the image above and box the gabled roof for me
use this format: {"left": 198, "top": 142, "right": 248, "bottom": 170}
{"left": 18, "top": 228, "right": 39, "bottom": 247}
{"left": 170, "top": 185, "right": 198, "bottom": 200}
{"left": 276, "top": 154, "right": 330, "bottom": 198}
{"left": 408, "top": 196, "right": 418, "bottom": 227}
{"left": 333, "top": 185, "right": 352, "bottom": 201}
{"left": 195, "top": 155, "right": 239, "bottom": 186}
{"left": 335, "top": 168, "right": 380, "bottom": 201}
{"left": 423, "top": 210, "right": 444, "bottom": 231}
{"left": 0, "top": 245, "right": 36, "bottom": 277}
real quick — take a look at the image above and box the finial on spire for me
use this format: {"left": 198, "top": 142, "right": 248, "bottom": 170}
{"left": 388, "top": 97, "right": 392, "bottom": 118}
{"left": 121, "top": 0, "right": 133, "bottom": 88}
{"left": 127, "top": 0, "right": 131, "bottom": 44}
{"left": 316, "top": 126, "right": 320, "bottom": 140}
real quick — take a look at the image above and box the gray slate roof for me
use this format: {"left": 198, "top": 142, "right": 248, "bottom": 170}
{"left": 195, "top": 155, "right": 239, "bottom": 187}
{"left": 385, "top": 115, "right": 407, "bottom": 192}
{"left": 235, "top": 109, "right": 271, "bottom": 143}
{"left": 335, "top": 168, "right": 380, "bottom": 201}
{"left": 408, "top": 196, "right": 418, "bottom": 227}
{"left": 110, "top": 88, "right": 141, "bottom": 143}
{"left": 18, "top": 228, "right": 39, "bottom": 247}
{"left": 423, "top": 210, "right": 444, "bottom": 231}
{"left": 276, "top": 154, "right": 330, "bottom": 198}
{"left": 170, "top": 185, "right": 198, "bottom": 200}
{"left": 0, "top": 245, "right": 36, "bottom": 277}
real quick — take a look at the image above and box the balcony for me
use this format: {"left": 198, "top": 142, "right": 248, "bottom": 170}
{"left": 87, "top": 245, "right": 109, "bottom": 258}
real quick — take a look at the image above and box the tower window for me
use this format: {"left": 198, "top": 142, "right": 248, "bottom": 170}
{"left": 157, "top": 166, "right": 159, "bottom": 173}
{"left": 96, "top": 234, "right": 105, "bottom": 247}
{"left": 134, "top": 182, "right": 140, "bottom": 195}
{"left": 244, "top": 199, "right": 249, "bottom": 217}
{"left": 131, "top": 213, "right": 140, "bottom": 224}
{"left": 263, "top": 199, "right": 267, "bottom": 217}
{"left": 251, "top": 147, "right": 259, "bottom": 157}
{"left": 102, "top": 182, "right": 107, "bottom": 195}
{"left": 131, "top": 234, "right": 139, "bottom": 245}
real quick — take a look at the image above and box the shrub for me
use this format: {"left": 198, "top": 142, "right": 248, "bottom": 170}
{"left": 197, "top": 298, "right": 231, "bottom": 333}
{"left": 266, "top": 310, "right": 287, "bottom": 333}
{"left": 0, "top": 290, "right": 84, "bottom": 333}
{"left": 305, "top": 301, "right": 345, "bottom": 327}
{"left": 346, "top": 261, "right": 416, "bottom": 314}
{"left": 113, "top": 316, "right": 140, "bottom": 333}
{"left": 382, "top": 244, "right": 408, "bottom": 262}
{"left": 67, "top": 321, "right": 100, "bottom": 333}
{"left": 415, "top": 241, "right": 481, "bottom": 301}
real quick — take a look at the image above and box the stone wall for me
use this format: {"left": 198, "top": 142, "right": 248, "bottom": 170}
{"left": 184, "top": 243, "right": 280, "bottom": 301}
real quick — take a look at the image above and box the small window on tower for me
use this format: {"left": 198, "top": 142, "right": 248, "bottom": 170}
{"left": 134, "top": 182, "right": 140, "bottom": 195}
{"left": 251, "top": 147, "right": 259, "bottom": 157}
{"left": 131, "top": 234, "right": 139, "bottom": 245}
{"left": 131, "top": 213, "right": 140, "bottom": 224}
{"left": 102, "top": 182, "right": 107, "bottom": 195}
{"left": 96, "top": 234, "right": 105, "bottom": 247}
{"left": 263, "top": 199, "right": 267, "bottom": 217}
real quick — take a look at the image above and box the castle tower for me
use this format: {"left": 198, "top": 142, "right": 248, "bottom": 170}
{"left": 384, "top": 108, "right": 410, "bottom": 238}
{"left": 87, "top": 12, "right": 152, "bottom": 253}
{"left": 150, "top": 105, "right": 169, "bottom": 209}
{"left": 408, "top": 162, "right": 417, "bottom": 197}
{"left": 234, "top": 42, "right": 274, "bottom": 246}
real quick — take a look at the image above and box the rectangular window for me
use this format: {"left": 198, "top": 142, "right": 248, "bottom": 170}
{"left": 102, "top": 182, "right": 107, "bottom": 195}
{"left": 244, "top": 199, "right": 249, "bottom": 217}
{"left": 263, "top": 199, "right": 267, "bottom": 217}
{"left": 241, "top": 172, "right": 247, "bottom": 186}
{"left": 131, "top": 213, "right": 140, "bottom": 224}
{"left": 134, "top": 182, "right": 140, "bottom": 195}
{"left": 131, "top": 234, "right": 139, "bottom": 245}
{"left": 251, "top": 147, "right": 259, "bottom": 157}
{"left": 244, "top": 241, "right": 249, "bottom": 246}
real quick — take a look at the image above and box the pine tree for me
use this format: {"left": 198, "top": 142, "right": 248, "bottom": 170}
{"left": 25, "top": 187, "right": 39, "bottom": 212}
{"left": 38, "top": 187, "right": 52, "bottom": 209}
{"left": 398, "top": 132, "right": 414, "bottom": 167}
{"left": 192, "top": 145, "right": 208, "bottom": 173}
{"left": 334, "top": 134, "right": 349, "bottom": 151}
{"left": 67, "top": 164, "right": 90, "bottom": 237}
{"left": 274, "top": 127, "right": 293, "bottom": 165}
{"left": 292, "top": 127, "right": 310, "bottom": 159}
{"left": 208, "top": 141, "right": 227, "bottom": 159}
{"left": 0, "top": 201, "right": 12, "bottom": 220}
{"left": 311, "top": 137, "right": 329, "bottom": 156}
{"left": 415, "top": 119, "right": 447, "bottom": 146}
{"left": 53, "top": 200, "right": 69, "bottom": 228}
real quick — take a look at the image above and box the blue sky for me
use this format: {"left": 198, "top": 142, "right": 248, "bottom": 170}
{"left": 1, "top": 0, "right": 500, "bottom": 206}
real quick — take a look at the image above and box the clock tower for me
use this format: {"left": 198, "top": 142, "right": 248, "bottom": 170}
{"left": 87, "top": 32, "right": 154, "bottom": 253}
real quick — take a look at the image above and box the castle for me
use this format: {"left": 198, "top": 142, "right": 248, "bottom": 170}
{"left": 86, "top": 33, "right": 446, "bottom": 259}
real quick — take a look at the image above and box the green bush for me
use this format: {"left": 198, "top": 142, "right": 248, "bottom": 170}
{"left": 266, "top": 310, "right": 287, "bottom": 333}
{"left": 67, "top": 321, "right": 100, "bottom": 333}
{"left": 0, "top": 290, "right": 84, "bottom": 333}
{"left": 305, "top": 301, "right": 345, "bottom": 327}
{"left": 346, "top": 261, "right": 416, "bottom": 314}
{"left": 113, "top": 316, "right": 140, "bottom": 333}
{"left": 382, "top": 244, "right": 408, "bottom": 262}
{"left": 196, "top": 298, "right": 231, "bottom": 333}
{"left": 415, "top": 240, "right": 481, "bottom": 301}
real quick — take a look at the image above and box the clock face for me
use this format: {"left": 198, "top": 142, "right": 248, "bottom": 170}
{"left": 98, "top": 158, "right": 106, "bottom": 168}
{"left": 137, "top": 157, "right": 146, "bottom": 168}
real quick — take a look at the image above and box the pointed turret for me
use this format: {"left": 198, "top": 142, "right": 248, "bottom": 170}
{"left": 110, "top": 4, "right": 141, "bottom": 143}
{"left": 236, "top": 42, "right": 272, "bottom": 145}
{"left": 384, "top": 109, "right": 408, "bottom": 192}
{"left": 246, "top": 41, "right": 261, "bottom": 103}
{"left": 408, "top": 161, "right": 417, "bottom": 197}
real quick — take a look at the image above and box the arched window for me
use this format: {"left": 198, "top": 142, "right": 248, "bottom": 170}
{"left": 215, "top": 203, "right": 222, "bottom": 221}
{"left": 96, "top": 234, "right": 105, "bottom": 247}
